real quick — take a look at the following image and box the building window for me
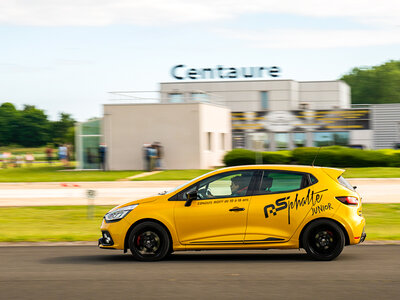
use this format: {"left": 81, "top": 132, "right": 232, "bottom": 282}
{"left": 248, "top": 132, "right": 269, "bottom": 150}
{"left": 207, "top": 132, "right": 212, "bottom": 151}
{"left": 275, "top": 133, "right": 289, "bottom": 149}
{"left": 220, "top": 133, "right": 225, "bottom": 150}
{"left": 168, "top": 93, "right": 183, "bottom": 103}
{"left": 313, "top": 132, "right": 349, "bottom": 147}
{"left": 191, "top": 93, "right": 209, "bottom": 103}
{"left": 260, "top": 91, "right": 268, "bottom": 110}
{"left": 293, "top": 132, "right": 306, "bottom": 147}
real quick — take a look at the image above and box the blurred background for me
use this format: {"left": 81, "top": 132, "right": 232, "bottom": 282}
{"left": 0, "top": 1, "right": 399, "bottom": 298}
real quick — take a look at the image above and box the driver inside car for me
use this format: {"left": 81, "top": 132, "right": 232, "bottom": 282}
{"left": 230, "top": 176, "right": 248, "bottom": 197}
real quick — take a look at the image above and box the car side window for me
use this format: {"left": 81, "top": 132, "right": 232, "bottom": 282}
{"left": 178, "top": 170, "right": 255, "bottom": 200}
{"left": 255, "top": 171, "right": 306, "bottom": 194}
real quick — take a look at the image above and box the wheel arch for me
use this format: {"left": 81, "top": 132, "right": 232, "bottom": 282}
{"left": 124, "top": 218, "right": 173, "bottom": 253}
{"left": 298, "top": 217, "right": 350, "bottom": 248}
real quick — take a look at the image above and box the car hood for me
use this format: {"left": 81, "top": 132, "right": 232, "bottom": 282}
{"left": 110, "top": 195, "right": 160, "bottom": 211}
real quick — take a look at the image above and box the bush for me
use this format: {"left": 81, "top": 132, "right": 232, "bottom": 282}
{"left": 224, "top": 147, "right": 400, "bottom": 168}
{"left": 223, "top": 149, "right": 292, "bottom": 166}
{"left": 223, "top": 149, "right": 256, "bottom": 166}
{"left": 389, "top": 153, "right": 400, "bottom": 167}
{"left": 262, "top": 151, "right": 292, "bottom": 164}
{"left": 292, "top": 146, "right": 399, "bottom": 168}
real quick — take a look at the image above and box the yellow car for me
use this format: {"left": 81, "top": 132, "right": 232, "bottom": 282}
{"left": 99, "top": 165, "right": 366, "bottom": 261}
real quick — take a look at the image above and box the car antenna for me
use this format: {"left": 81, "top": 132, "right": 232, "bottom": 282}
{"left": 312, "top": 147, "right": 322, "bottom": 167}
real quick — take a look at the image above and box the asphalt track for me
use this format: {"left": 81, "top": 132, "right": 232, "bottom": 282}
{"left": 1, "top": 245, "right": 399, "bottom": 299}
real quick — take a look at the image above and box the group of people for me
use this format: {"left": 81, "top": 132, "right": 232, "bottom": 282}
{"left": 46, "top": 144, "right": 72, "bottom": 166}
{"left": 0, "top": 144, "right": 73, "bottom": 169}
{"left": 143, "top": 142, "right": 164, "bottom": 171}
{"left": 0, "top": 152, "right": 35, "bottom": 168}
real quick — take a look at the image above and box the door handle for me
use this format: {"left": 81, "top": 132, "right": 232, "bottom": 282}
{"left": 229, "top": 207, "right": 245, "bottom": 212}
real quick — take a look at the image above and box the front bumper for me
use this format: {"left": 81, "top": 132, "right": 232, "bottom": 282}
{"left": 98, "top": 231, "right": 114, "bottom": 247}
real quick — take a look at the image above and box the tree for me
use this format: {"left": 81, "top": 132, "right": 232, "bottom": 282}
{"left": 340, "top": 60, "right": 400, "bottom": 104}
{"left": 0, "top": 102, "right": 20, "bottom": 146}
{"left": 50, "top": 113, "right": 76, "bottom": 145}
{"left": 16, "top": 105, "right": 50, "bottom": 147}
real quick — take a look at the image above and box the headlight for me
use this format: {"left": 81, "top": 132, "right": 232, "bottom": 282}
{"left": 104, "top": 204, "right": 138, "bottom": 222}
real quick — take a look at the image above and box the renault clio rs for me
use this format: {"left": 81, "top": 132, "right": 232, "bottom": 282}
{"left": 99, "top": 165, "right": 366, "bottom": 261}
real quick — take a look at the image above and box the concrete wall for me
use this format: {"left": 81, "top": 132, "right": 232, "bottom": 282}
{"left": 298, "top": 81, "right": 351, "bottom": 109}
{"left": 103, "top": 103, "right": 230, "bottom": 170}
{"left": 160, "top": 79, "right": 349, "bottom": 111}
{"left": 372, "top": 104, "right": 400, "bottom": 149}
{"left": 350, "top": 130, "right": 373, "bottom": 149}
{"left": 199, "top": 104, "right": 232, "bottom": 168}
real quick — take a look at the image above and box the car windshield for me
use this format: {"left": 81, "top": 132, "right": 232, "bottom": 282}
{"left": 164, "top": 169, "right": 219, "bottom": 195}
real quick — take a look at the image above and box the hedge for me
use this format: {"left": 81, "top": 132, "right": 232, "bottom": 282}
{"left": 223, "top": 147, "right": 400, "bottom": 168}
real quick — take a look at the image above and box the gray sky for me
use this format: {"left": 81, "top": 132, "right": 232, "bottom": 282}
{"left": 1, "top": 0, "right": 399, "bottom": 121}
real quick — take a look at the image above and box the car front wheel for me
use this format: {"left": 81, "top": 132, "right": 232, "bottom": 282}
{"left": 128, "top": 221, "right": 170, "bottom": 261}
{"left": 302, "top": 219, "right": 345, "bottom": 261}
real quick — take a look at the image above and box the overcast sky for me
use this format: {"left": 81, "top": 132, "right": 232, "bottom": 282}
{"left": 1, "top": 0, "right": 399, "bottom": 121}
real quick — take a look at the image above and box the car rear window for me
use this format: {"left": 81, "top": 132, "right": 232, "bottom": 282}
{"left": 338, "top": 176, "right": 355, "bottom": 191}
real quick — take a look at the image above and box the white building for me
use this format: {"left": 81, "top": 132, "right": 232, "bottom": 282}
{"left": 103, "top": 103, "right": 231, "bottom": 170}
{"left": 76, "top": 78, "right": 400, "bottom": 170}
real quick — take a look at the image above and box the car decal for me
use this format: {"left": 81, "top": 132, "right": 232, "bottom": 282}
{"left": 264, "top": 188, "right": 328, "bottom": 224}
{"left": 311, "top": 203, "right": 334, "bottom": 216}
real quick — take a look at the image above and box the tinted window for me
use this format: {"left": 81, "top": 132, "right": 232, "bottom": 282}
{"left": 179, "top": 170, "right": 255, "bottom": 200}
{"left": 256, "top": 171, "right": 305, "bottom": 194}
{"left": 310, "top": 174, "right": 318, "bottom": 184}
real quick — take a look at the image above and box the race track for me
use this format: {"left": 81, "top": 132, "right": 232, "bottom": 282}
{"left": 1, "top": 245, "right": 399, "bottom": 299}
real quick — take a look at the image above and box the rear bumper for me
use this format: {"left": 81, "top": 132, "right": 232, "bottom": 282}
{"left": 360, "top": 229, "right": 366, "bottom": 243}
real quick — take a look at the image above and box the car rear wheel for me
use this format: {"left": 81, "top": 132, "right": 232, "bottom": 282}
{"left": 129, "top": 221, "right": 170, "bottom": 261}
{"left": 302, "top": 219, "right": 345, "bottom": 261}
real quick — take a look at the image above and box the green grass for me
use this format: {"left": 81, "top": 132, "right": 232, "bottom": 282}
{"left": 343, "top": 167, "right": 400, "bottom": 178}
{"left": 1, "top": 164, "right": 400, "bottom": 183}
{"left": 132, "top": 169, "right": 212, "bottom": 181}
{"left": 363, "top": 204, "right": 400, "bottom": 240}
{"left": 0, "top": 204, "right": 398, "bottom": 242}
{"left": 0, "top": 206, "right": 113, "bottom": 242}
{"left": 0, "top": 164, "right": 142, "bottom": 182}
{"left": 134, "top": 167, "right": 400, "bottom": 181}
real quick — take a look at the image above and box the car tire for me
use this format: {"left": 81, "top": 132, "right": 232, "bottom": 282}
{"left": 302, "top": 219, "right": 345, "bottom": 261}
{"left": 128, "top": 221, "right": 170, "bottom": 262}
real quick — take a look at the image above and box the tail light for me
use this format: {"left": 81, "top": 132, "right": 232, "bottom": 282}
{"left": 336, "top": 196, "right": 359, "bottom": 205}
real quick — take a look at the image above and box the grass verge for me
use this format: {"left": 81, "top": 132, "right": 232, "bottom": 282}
{"left": 1, "top": 165, "right": 400, "bottom": 182}
{"left": 343, "top": 167, "right": 400, "bottom": 178}
{"left": 0, "top": 204, "right": 398, "bottom": 242}
{"left": 131, "top": 169, "right": 212, "bottom": 181}
{"left": 0, "top": 164, "right": 142, "bottom": 182}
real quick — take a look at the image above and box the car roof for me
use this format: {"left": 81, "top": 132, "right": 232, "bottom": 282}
{"left": 215, "top": 165, "right": 319, "bottom": 172}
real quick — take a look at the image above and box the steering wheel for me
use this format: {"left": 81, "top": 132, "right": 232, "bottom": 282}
{"left": 198, "top": 188, "right": 213, "bottom": 199}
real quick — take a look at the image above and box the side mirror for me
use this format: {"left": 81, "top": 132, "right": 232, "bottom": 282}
{"left": 353, "top": 186, "right": 357, "bottom": 190}
{"left": 185, "top": 190, "right": 198, "bottom": 207}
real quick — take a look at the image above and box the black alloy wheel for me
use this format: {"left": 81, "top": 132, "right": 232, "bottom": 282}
{"left": 129, "top": 221, "right": 170, "bottom": 261}
{"left": 302, "top": 219, "right": 345, "bottom": 261}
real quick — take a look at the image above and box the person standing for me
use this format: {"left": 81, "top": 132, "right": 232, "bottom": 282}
{"left": 148, "top": 145, "right": 157, "bottom": 172}
{"left": 98, "top": 143, "right": 107, "bottom": 171}
{"left": 58, "top": 144, "right": 67, "bottom": 166}
{"left": 153, "top": 142, "right": 164, "bottom": 170}
{"left": 143, "top": 144, "right": 150, "bottom": 171}
{"left": 45, "top": 147, "right": 53, "bottom": 165}
{"left": 25, "top": 153, "right": 35, "bottom": 166}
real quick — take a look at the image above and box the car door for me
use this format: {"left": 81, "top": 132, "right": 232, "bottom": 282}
{"left": 245, "top": 170, "right": 318, "bottom": 243}
{"left": 173, "top": 170, "right": 256, "bottom": 245}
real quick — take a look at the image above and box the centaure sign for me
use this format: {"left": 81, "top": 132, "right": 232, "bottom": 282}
{"left": 171, "top": 64, "right": 281, "bottom": 80}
